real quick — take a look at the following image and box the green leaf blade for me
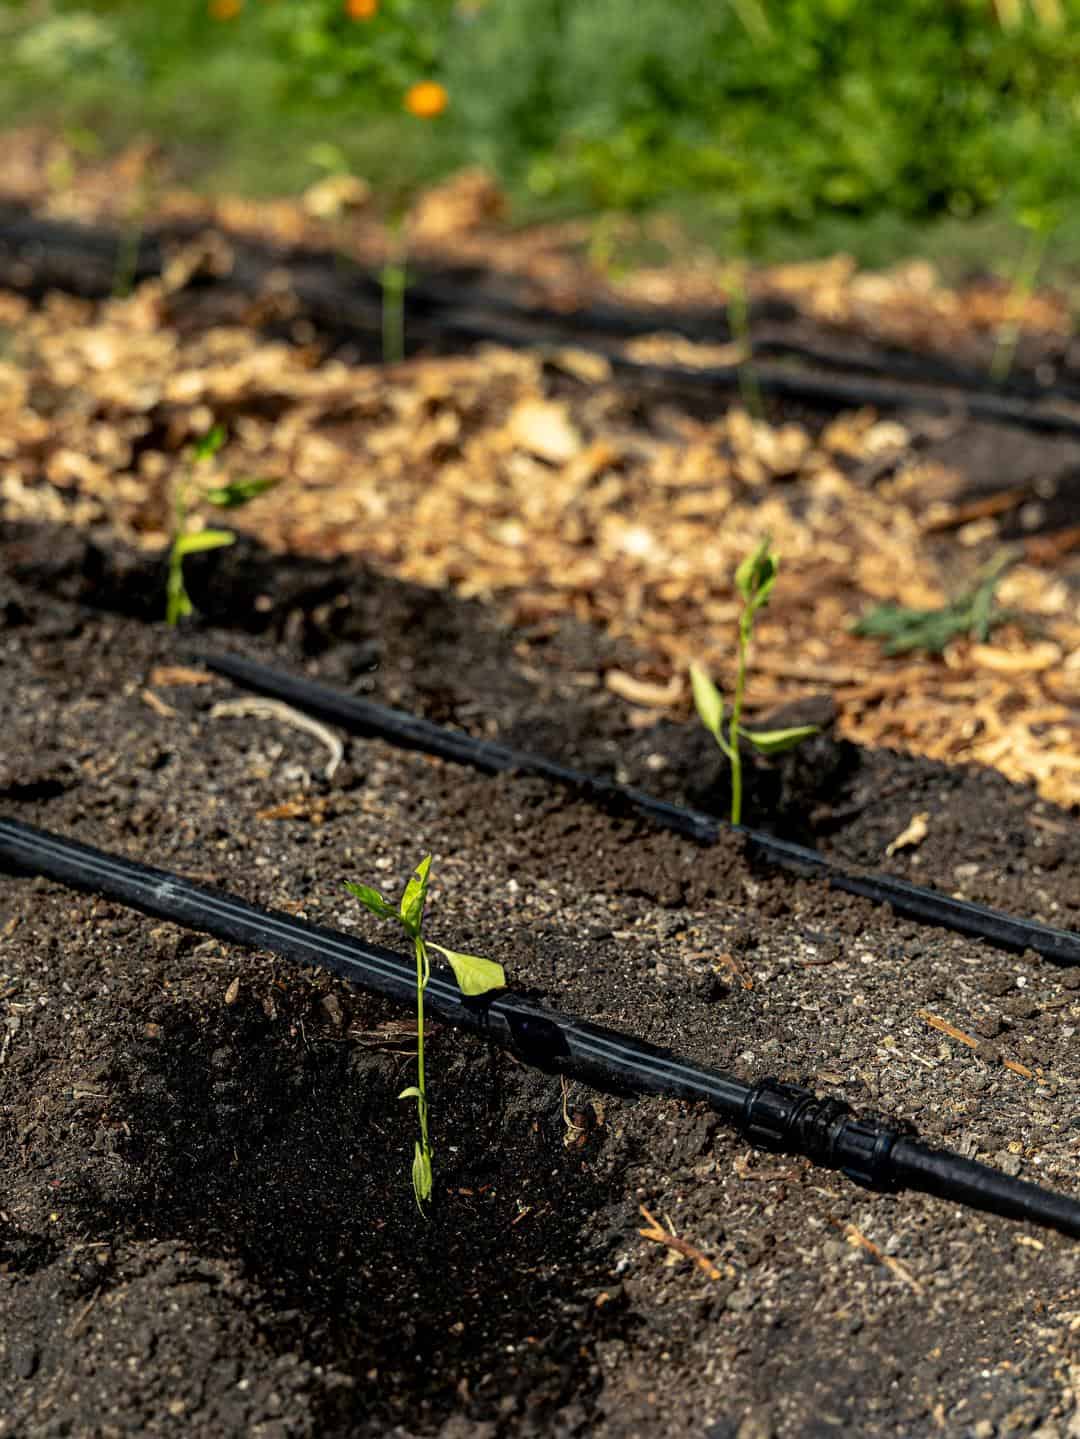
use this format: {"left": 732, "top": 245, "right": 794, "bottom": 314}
{"left": 343, "top": 880, "right": 398, "bottom": 921}
{"left": 735, "top": 537, "right": 778, "bottom": 612}
{"left": 205, "top": 476, "right": 278, "bottom": 509}
{"left": 429, "top": 942, "right": 506, "bottom": 998}
{"left": 172, "top": 528, "right": 236, "bottom": 557}
{"left": 738, "top": 723, "right": 820, "bottom": 755}
{"left": 399, "top": 855, "right": 432, "bottom": 934}
{"left": 412, "top": 1142, "right": 433, "bottom": 1208}
{"left": 689, "top": 662, "right": 724, "bottom": 741}
{"left": 192, "top": 425, "right": 226, "bottom": 462}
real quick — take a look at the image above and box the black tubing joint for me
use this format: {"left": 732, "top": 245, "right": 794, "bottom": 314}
{"left": 741, "top": 1079, "right": 907, "bottom": 1191}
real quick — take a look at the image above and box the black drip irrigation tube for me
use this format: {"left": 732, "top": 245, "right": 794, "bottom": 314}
{"left": 1, "top": 816, "right": 1077, "bottom": 1239}
{"left": 201, "top": 652, "right": 1080, "bottom": 968}
{"left": 5, "top": 204, "right": 1080, "bottom": 437}
{"left": 451, "top": 313, "right": 1080, "bottom": 440}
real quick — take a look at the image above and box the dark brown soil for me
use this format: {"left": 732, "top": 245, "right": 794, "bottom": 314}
{"left": 1, "top": 523, "right": 1078, "bottom": 1439}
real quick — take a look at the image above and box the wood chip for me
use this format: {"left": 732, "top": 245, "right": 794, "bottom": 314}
{"left": 885, "top": 811, "right": 930, "bottom": 856}
{"left": 148, "top": 665, "right": 213, "bottom": 687}
{"left": 968, "top": 641, "right": 1062, "bottom": 673}
{"left": 604, "top": 670, "right": 684, "bottom": 708}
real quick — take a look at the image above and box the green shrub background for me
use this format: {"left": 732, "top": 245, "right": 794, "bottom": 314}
{"left": 3, "top": 0, "right": 1080, "bottom": 267}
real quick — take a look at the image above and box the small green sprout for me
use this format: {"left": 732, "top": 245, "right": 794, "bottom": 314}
{"left": 690, "top": 538, "right": 819, "bottom": 826}
{"left": 345, "top": 855, "right": 505, "bottom": 1213}
{"left": 852, "top": 553, "right": 1017, "bottom": 656}
{"left": 166, "top": 425, "right": 277, "bottom": 626}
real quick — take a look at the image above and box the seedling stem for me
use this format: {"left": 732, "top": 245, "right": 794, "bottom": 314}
{"left": 690, "top": 539, "right": 819, "bottom": 826}
{"left": 345, "top": 855, "right": 505, "bottom": 1212}
{"left": 166, "top": 425, "right": 276, "bottom": 627}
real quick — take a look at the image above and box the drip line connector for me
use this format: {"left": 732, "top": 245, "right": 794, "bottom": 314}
{"left": 741, "top": 1080, "right": 906, "bottom": 1190}
{"left": 1, "top": 817, "right": 1077, "bottom": 1240}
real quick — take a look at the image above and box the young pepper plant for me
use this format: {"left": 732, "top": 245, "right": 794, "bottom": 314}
{"left": 690, "top": 539, "right": 819, "bottom": 826}
{"left": 345, "top": 855, "right": 505, "bottom": 1213}
{"left": 166, "top": 425, "right": 276, "bottom": 626}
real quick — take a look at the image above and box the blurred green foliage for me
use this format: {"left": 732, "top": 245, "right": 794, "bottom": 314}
{"left": 4, "top": 0, "right": 1080, "bottom": 255}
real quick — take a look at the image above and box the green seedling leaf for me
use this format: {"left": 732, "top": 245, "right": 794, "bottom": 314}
{"left": 398, "top": 1086, "right": 423, "bottom": 1100}
{"left": 734, "top": 537, "right": 778, "bottom": 613}
{"left": 739, "top": 723, "right": 821, "bottom": 755}
{"left": 428, "top": 942, "right": 506, "bottom": 997}
{"left": 166, "top": 568, "right": 193, "bottom": 625}
{"left": 412, "top": 1141, "right": 433, "bottom": 1207}
{"left": 173, "top": 528, "right": 236, "bottom": 557}
{"left": 192, "top": 425, "right": 226, "bottom": 462}
{"left": 399, "top": 854, "right": 432, "bottom": 934}
{"left": 690, "top": 662, "right": 734, "bottom": 759}
{"left": 689, "top": 662, "right": 724, "bottom": 739}
{"left": 343, "top": 880, "right": 397, "bottom": 921}
{"left": 204, "top": 476, "right": 278, "bottom": 509}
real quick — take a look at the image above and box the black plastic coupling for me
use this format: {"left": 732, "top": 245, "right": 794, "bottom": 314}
{"left": 741, "top": 1079, "right": 905, "bottom": 1191}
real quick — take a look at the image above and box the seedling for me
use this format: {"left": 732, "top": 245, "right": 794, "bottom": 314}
{"left": 166, "top": 425, "right": 277, "bottom": 626}
{"left": 380, "top": 200, "right": 409, "bottom": 366}
{"left": 690, "top": 539, "right": 819, "bottom": 826}
{"left": 852, "top": 552, "right": 1017, "bottom": 656}
{"left": 725, "top": 259, "right": 763, "bottom": 420}
{"left": 990, "top": 206, "right": 1057, "bottom": 386}
{"left": 345, "top": 854, "right": 505, "bottom": 1213}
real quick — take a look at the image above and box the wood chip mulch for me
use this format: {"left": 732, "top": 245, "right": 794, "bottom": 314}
{"left": 1, "top": 133, "right": 1078, "bottom": 808}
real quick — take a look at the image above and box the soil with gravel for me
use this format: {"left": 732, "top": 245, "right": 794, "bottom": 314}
{"left": 1, "top": 522, "right": 1078, "bottom": 1439}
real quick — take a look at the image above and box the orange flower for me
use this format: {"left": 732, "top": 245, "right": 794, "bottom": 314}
{"left": 404, "top": 81, "right": 449, "bottom": 119}
{"left": 345, "top": 0, "right": 378, "bottom": 16}
{"left": 209, "top": 0, "right": 243, "bottom": 17}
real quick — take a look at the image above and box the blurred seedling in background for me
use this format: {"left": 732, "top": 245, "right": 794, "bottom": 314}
{"left": 381, "top": 83, "right": 450, "bottom": 363}
{"left": 990, "top": 206, "right": 1058, "bottom": 386}
{"left": 345, "top": 854, "right": 505, "bottom": 1213}
{"left": 166, "top": 425, "right": 277, "bottom": 626}
{"left": 852, "top": 551, "right": 1018, "bottom": 656}
{"left": 723, "top": 258, "right": 763, "bottom": 420}
{"left": 690, "top": 539, "right": 819, "bottom": 826}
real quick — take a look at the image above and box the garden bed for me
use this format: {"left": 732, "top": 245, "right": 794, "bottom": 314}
{"left": 1, "top": 522, "right": 1078, "bottom": 1438}
{"left": 2, "top": 177, "right": 1080, "bottom": 1436}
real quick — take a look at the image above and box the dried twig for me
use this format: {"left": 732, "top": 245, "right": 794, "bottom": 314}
{"left": 141, "top": 688, "right": 178, "bottom": 719}
{"left": 638, "top": 1205, "right": 723, "bottom": 1281}
{"left": 917, "top": 1008, "right": 1035, "bottom": 1079}
{"left": 828, "top": 1217, "right": 924, "bottom": 1295}
{"left": 210, "top": 697, "right": 344, "bottom": 779}
{"left": 149, "top": 665, "right": 213, "bottom": 687}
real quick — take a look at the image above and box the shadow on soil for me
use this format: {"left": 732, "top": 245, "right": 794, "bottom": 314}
{"left": 64, "top": 983, "right": 633, "bottom": 1432}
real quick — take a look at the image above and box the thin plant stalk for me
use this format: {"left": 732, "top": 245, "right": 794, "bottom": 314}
{"left": 729, "top": 607, "right": 752, "bottom": 825}
{"left": 165, "top": 426, "right": 275, "bottom": 626}
{"left": 690, "top": 540, "right": 819, "bottom": 826}
{"left": 990, "top": 228, "right": 1048, "bottom": 386}
{"left": 727, "top": 261, "right": 762, "bottom": 419}
{"left": 381, "top": 204, "right": 408, "bottom": 365}
{"left": 165, "top": 477, "right": 191, "bottom": 627}
{"left": 412, "top": 932, "right": 432, "bottom": 1195}
{"left": 344, "top": 855, "right": 504, "bottom": 1213}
